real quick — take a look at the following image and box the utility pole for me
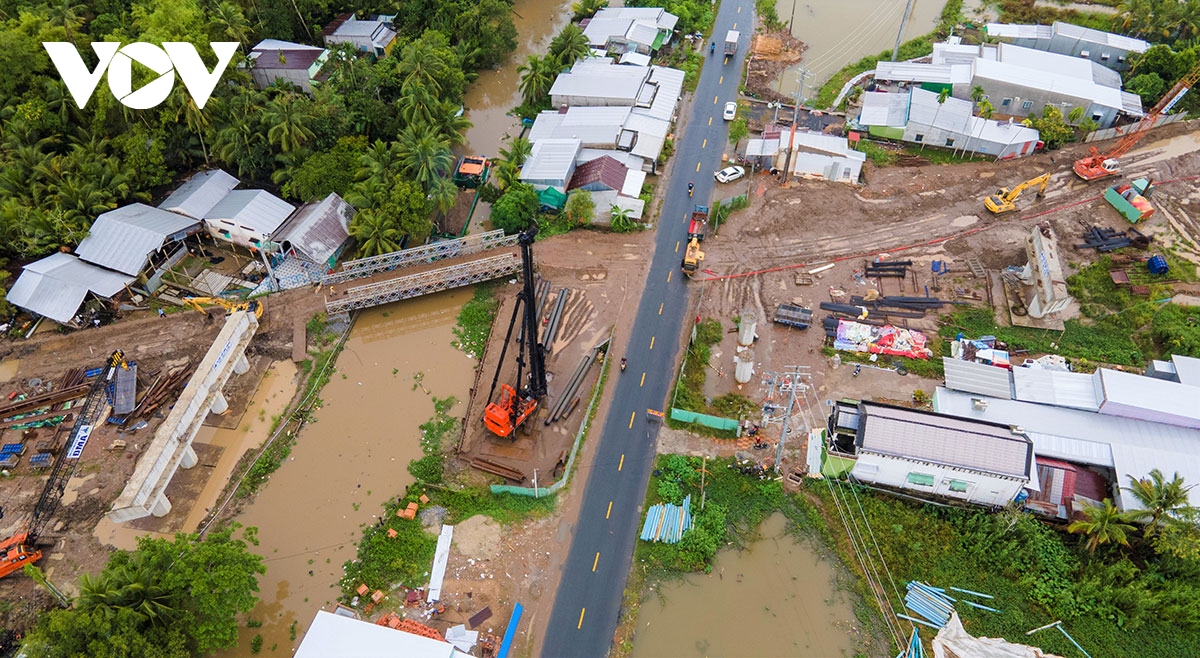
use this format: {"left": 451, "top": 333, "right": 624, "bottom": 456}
{"left": 763, "top": 365, "right": 811, "bottom": 474}
{"left": 891, "top": 0, "right": 916, "bottom": 62}
{"left": 780, "top": 68, "right": 809, "bottom": 188}
{"left": 700, "top": 456, "right": 706, "bottom": 511}
{"left": 533, "top": 469, "right": 539, "bottom": 498}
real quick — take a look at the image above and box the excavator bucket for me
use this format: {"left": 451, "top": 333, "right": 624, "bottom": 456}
{"left": 483, "top": 385, "right": 518, "bottom": 437}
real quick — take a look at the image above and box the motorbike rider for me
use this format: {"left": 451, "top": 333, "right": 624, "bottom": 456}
{"left": 620, "top": 357, "right": 627, "bottom": 371}
{"left": 710, "top": 42, "right": 715, "bottom": 55}
{"left": 687, "top": 181, "right": 694, "bottom": 196}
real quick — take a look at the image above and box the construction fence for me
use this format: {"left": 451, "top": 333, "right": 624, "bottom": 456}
{"left": 668, "top": 408, "right": 740, "bottom": 433}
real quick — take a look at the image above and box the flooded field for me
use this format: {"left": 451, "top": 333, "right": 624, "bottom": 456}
{"left": 219, "top": 290, "right": 476, "bottom": 656}
{"left": 460, "top": 0, "right": 575, "bottom": 155}
{"left": 774, "top": 0, "right": 947, "bottom": 97}
{"left": 631, "top": 514, "right": 859, "bottom": 657}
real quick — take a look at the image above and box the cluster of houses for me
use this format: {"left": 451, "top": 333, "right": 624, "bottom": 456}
{"left": 853, "top": 21, "right": 1149, "bottom": 158}
{"left": 827, "top": 353, "right": 1200, "bottom": 520}
{"left": 517, "top": 7, "right": 685, "bottom": 223}
{"left": 246, "top": 13, "right": 399, "bottom": 93}
{"left": 8, "top": 171, "right": 356, "bottom": 325}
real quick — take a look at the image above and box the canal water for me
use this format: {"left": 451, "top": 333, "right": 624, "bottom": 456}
{"left": 218, "top": 290, "right": 476, "bottom": 656}
{"left": 631, "top": 513, "right": 860, "bottom": 657}
{"left": 773, "top": 0, "right": 948, "bottom": 97}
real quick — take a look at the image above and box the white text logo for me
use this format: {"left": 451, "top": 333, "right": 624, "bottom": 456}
{"left": 42, "top": 42, "right": 239, "bottom": 110}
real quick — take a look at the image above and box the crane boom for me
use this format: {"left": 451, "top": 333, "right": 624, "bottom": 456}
{"left": 1074, "top": 63, "right": 1200, "bottom": 180}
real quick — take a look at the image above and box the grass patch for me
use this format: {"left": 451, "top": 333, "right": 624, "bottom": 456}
{"left": 904, "top": 145, "right": 988, "bottom": 165}
{"left": 940, "top": 306, "right": 1144, "bottom": 367}
{"left": 806, "top": 481, "right": 1200, "bottom": 656}
{"left": 666, "top": 318, "right": 751, "bottom": 438}
{"left": 407, "top": 396, "right": 459, "bottom": 484}
{"left": 305, "top": 312, "right": 337, "bottom": 347}
{"left": 820, "top": 344, "right": 945, "bottom": 378}
{"left": 858, "top": 141, "right": 898, "bottom": 166}
{"left": 452, "top": 282, "right": 500, "bottom": 358}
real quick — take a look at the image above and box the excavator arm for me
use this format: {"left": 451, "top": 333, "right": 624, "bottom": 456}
{"left": 984, "top": 173, "right": 1050, "bottom": 215}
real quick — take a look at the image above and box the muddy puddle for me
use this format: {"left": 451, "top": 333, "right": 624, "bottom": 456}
{"left": 460, "top": 0, "right": 574, "bottom": 156}
{"left": 1126, "top": 130, "right": 1200, "bottom": 167}
{"left": 774, "top": 0, "right": 948, "bottom": 97}
{"left": 218, "top": 289, "right": 476, "bottom": 657}
{"left": 631, "top": 513, "right": 858, "bottom": 657}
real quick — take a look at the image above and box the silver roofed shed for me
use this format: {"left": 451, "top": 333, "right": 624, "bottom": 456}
{"left": 76, "top": 203, "right": 201, "bottom": 276}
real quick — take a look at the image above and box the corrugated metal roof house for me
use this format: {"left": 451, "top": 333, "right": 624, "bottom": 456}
{"left": 158, "top": 169, "right": 239, "bottom": 220}
{"left": 7, "top": 252, "right": 135, "bottom": 324}
{"left": 520, "top": 139, "right": 582, "bottom": 191}
{"left": 204, "top": 190, "right": 296, "bottom": 250}
{"left": 986, "top": 21, "right": 1148, "bottom": 71}
{"left": 247, "top": 40, "right": 329, "bottom": 93}
{"left": 270, "top": 193, "right": 355, "bottom": 270}
{"left": 567, "top": 155, "right": 629, "bottom": 193}
{"left": 76, "top": 204, "right": 202, "bottom": 276}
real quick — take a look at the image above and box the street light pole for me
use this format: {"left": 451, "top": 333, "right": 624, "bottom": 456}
{"left": 891, "top": 0, "right": 916, "bottom": 62}
{"left": 780, "top": 68, "right": 809, "bottom": 188}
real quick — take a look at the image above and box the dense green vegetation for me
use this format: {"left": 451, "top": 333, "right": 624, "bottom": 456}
{"left": 451, "top": 282, "right": 499, "bottom": 359}
{"left": 406, "top": 395, "right": 458, "bottom": 484}
{"left": 22, "top": 528, "right": 266, "bottom": 658}
{"left": 0, "top": 0, "right": 520, "bottom": 260}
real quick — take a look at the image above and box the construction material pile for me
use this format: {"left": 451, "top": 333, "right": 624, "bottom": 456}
{"left": 639, "top": 494, "right": 693, "bottom": 544}
{"left": 1075, "top": 225, "right": 1150, "bottom": 252}
{"left": 834, "top": 320, "right": 931, "bottom": 359}
{"left": 902, "top": 582, "right": 1000, "bottom": 630}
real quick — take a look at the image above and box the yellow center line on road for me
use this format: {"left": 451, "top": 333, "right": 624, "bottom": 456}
{"left": 702, "top": 138, "right": 707, "bottom": 148}
{"left": 675, "top": 241, "right": 680, "bottom": 253}
{"left": 593, "top": 553, "right": 600, "bottom": 572}
{"left": 619, "top": 454, "right": 625, "bottom": 471}
{"left": 640, "top": 372, "right": 646, "bottom": 386}
{"left": 606, "top": 500, "right": 613, "bottom": 518}
{"left": 628, "top": 413, "right": 635, "bottom": 429}
{"left": 724, "top": 56, "right": 728, "bottom": 64}
{"left": 696, "top": 161, "right": 701, "bottom": 172}
{"left": 738, "top": 5, "right": 741, "bottom": 12}
{"left": 713, "top": 95, "right": 718, "bottom": 104}
{"left": 708, "top": 117, "right": 712, "bottom": 126}
{"left": 649, "top": 336, "right": 655, "bottom": 350}
{"left": 659, "top": 302, "right": 664, "bottom": 314}
{"left": 578, "top": 608, "right": 586, "bottom": 629}
{"left": 667, "top": 270, "right": 673, "bottom": 282}
{"left": 719, "top": 76, "right": 723, "bottom": 84}
{"left": 733, "top": 22, "right": 737, "bottom": 29}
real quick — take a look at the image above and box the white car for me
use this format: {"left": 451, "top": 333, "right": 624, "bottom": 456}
{"left": 723, "top": 101, "right": 737, "bottom": 120}
{"left": 714, "top": 165, "right": 745, "bottom": 183}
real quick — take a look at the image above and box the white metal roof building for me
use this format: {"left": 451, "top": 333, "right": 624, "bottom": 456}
{"left": 873, "top": 62, "right": 970, "bottom": 85}
{"left": 636, "top": 65, "right": 685, "bottom": 122}
{"left": 549, "top": 61, "right": 650, "bottom": 107}
{"left": 7, "top": 252, "right": 135, "bottom": 324}
{"left": 270, "top": 192, "right": 355, "bottom": 269}
{"left": 934, "top": 387, "right": 1200, "bottom": 512}
{"left": 861, "top": 88, "right": 1041, "bottom": 159}
{"left": 295, "top": 610, "right": 470, "bottom": 658}
{"left": 76, "top": 203, "right": 202, "bottom": 276}
{"left": 520, "top": 139, "right": 582, "bottom": 191}
{"left": 1012, "top": 367, "right": 1103, "bottom": 411}
{"left": 986, "top": 21, "right": 1148, "bottom": 71}
{"left": 941, "top": 358, "right": 1015, "bottom": 399}
{"left": 1146, "top": 354, "right": 1200, "bottom": 386}
{"left": 591, "top": 190, "right": 646, "bottom": 223}
{"left": 859, "top": 91, "right": 910, "bottom": 127}
{"left": 1097, "top": 368, "right": 1200, "bottom": 428}
{"left": 158, "top": 169, "right": 239, "bottom": 220}
{"left": 204, "top": 190, "right": 295, "bottom": 250}
{"left": 529, "top": 107, "right": 633, "bottom": 147}
{"left": 592, "top": 7, "right": 679, "bottom": 31}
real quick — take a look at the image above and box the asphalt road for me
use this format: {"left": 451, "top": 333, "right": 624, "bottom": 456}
{"left": 540, "top": 3, "right": 754, "bottom": 655}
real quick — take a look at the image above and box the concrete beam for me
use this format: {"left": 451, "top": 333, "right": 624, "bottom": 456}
{"left": 108, "top": 310, "right": 259, "bottom": 523}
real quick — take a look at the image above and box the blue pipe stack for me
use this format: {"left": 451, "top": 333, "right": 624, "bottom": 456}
{"left": 904, "top": 582, "right": 955, "bottom": 628}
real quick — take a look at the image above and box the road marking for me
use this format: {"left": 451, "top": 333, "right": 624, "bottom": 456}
{"left": 667, "top": 270, "right": 673, "bottom": 282}
{"left": 578, "top": 608, "right": 586, "bottom": 629}
{"left": 619, "top": 454, "right": 625, "bottom": 471}
{"left": 719, "top": 76, "right": 723, "bottom": 84}
{"left": 606, "top": 500, "right": 613, "bottom": 518}
{"left": 649, "top": 336, "right": 655, "bottom": 350}
{"left": 593, "top": 552, "right": 600, "bottom": 572}
{"left": 695, "top": 161, "right": 701, "bottom": 172}
{"left": 702, "top": 138, "right": 707, "bottom": 148}
{"left": 640, "top": 372, "right": 646, "bottom": 386}
{"left": 714, "top": 95, "right": 719, "bottom": 105}
{"left": 738, "top": 5, "right": 741, "bottom": 12}
{"left": 708, "top": 117, "right": 712, "bottom": 126}
{"left": 629, "top": 413, "right": 635, "bottom": 429}
{"left": 733, "top": 22, "right": 737, "bottom": 29}
{"left": 675, "top": 241, "right": 680, "bottom": 253}
{"left": 659, "top": 302, "right": 664, "bottom": 314}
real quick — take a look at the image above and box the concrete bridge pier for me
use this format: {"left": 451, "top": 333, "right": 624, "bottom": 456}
{"left": 210, "top": 392, "right": 229, "bottom": 414}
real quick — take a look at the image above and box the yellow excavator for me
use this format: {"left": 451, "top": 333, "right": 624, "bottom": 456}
{"left": 984, "top": 173, "right": 1051, "bottom": 215}
{"left": 183, "top": 296, "right": 264, "bottom": 319}
{"left": 681, "top": 237, "right": 705, "bottom": 276}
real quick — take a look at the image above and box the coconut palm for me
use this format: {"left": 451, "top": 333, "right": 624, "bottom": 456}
{"left": 498, "top": 135, "right": 532, "bottom": 169}
{"left": 45, "top": 0, "right": 86, "bottom": 45}
{"left": 517, "top": 55, "right": 555, "bottom": 107}
{"left": 429, "top": 176, "right": 459, "bottom": 216}
{"left": 431, "top": 102, "right": 472, "bottom": 147}
{"left": 351, "top": 209, "right": 402, "bottom": 257}
{"left": 1069, "top": 499, "right": 1137, "bottom": 554}
{"left": 924, "top": 88, "right": 951, "bottom": 151}
{"left": 264, "top": 94, "right": 315, "bottom": 154}
{"left": 397, "top": 82, "right": 439, "bottom": 128}
{"left": 397, "top": 124, "right": 453, "bottom": 191}
{"left": 357, "top": 140, "right": 403, "bottom": 182}
{"left": 209, "top": 1, "right": 251, "bottom": 46}
{"left": 1124, "top": 469, "right": 1196, "bottom": 537}
{"left": 397, "top": 39, "right": 450, "bottom": 99}
{"left": 167, "top": 84, "right": 211, "bottom": 166}
{"left": 549, "top": 24, "right": 591, "bottom": 69}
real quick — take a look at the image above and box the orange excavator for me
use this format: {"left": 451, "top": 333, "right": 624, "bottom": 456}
{"left": 482, "top": 227, "right": 547, "bottom": 439}
{"left": 1074, "top": 62, "right": 1200, "bottom": 181}
{"left": 1, "top": 350, "right": 128, "bottom": 580}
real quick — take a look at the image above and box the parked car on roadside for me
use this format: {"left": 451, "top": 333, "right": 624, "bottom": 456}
{"left": 723, "top": 101, "right": 737, "bottom": 120}
{"left": 714, "top": 165, "right": 745, "bottom": 183}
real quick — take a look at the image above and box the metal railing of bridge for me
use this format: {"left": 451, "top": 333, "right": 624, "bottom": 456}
{"left": 326, "top": 252, "right": 521, "bottom": 315}
{"left": 321, "top": 229, "right": 519, "bottom": 285}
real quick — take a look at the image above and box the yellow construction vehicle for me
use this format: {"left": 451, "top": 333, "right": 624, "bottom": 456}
{"left": 681, "top": 237, "right": 705, "bottom": 276}
{"left": 183, "top": 297, "right": 264, "bottom": 319}
{"left": 984, "top": 173, "right": 1051, "bottom": 215}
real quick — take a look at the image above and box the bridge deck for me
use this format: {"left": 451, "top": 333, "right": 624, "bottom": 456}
{"left": 325, "top": 249, "right": 521, "bottom": 314}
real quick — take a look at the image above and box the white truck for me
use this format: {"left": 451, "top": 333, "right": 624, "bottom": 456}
{"left": 724, "top": 30, "right": 739, "bottom": 56}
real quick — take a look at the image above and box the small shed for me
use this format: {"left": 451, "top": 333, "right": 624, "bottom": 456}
{"left": 158, "top": 169, "right": 239, "bottom": 220}
{"left": 848, "top": 401, "right": 1034, "bottom": 507}
{"left": 271, "top": 193, "right": 355, "bottom": 270}
{"left": 76, "top": 203, "right": 202, "bottom": 276}
{"left": 204, "top": 190, "right": 296, "bottom": 250}
{"left": 7, "top": 252, "right": 135, "bottom": 324}
{"left": 520, "top": 139, "right": 581, "bottom": 192}
{"left": 247, "top": 39, "right": 329, "bottom": 93}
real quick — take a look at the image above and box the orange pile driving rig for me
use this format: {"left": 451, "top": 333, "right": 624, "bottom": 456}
{"left": 482, "top": 227, "right": 547, "bottom": 439}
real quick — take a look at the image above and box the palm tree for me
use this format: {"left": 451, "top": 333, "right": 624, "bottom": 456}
{"left": 1069, "top": 499, "right": 1136, "bottom": 554}
{"left": 549, "top": 24, "right": 591, "bottom": 69}
{"left": 397, "top": 124, "right": 453, "bottom": 191}
{"left": 492, "top": 161, "right": 520, "bottom": 191}
{"left": 396, "top": 82, "right": 439, "bottom": 127}
{"left": 264, "top": 94, "right": 315, "bottom": 154}
{"left": 1124, "top": 469, "right": 1196, "bottom": 537}
{"left": 924, "top": 88, "right": 951, "bottom": 151}
{"left": 357, "top": 140, "right": 402, "bottom": 182}
{"left": 429, "top": 176, "right": 459, "bottom": 216}
{"left": 498, "top": 135, "right": 532, "bottom": 169}
{"left": 209, "top": 1, "right": 251, "bottom": 46}
{"left": 517, "top": 55, "right": 555, "bottom": 107}
{"left": 167, "top": 85, "right": 211, "bottom": 166}
{"left": 397, "top": 39, "right": 450, "bottom": 99}
{"left": 431, "top": 102, "right": 472, "bottom": 147}
{"left": 45, "top": 0, "right": 86, "bottom": 45}
{"left": 350, "top": 209, "right": 402, "bottom": 257}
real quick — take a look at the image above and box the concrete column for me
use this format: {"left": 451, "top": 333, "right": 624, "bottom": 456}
{"left": 210, "top": 392, "right": 228, "bottom": 414}
{"left": 233, "top": 354, "right": 250, "bottom": 375}
{"left": 150, "top": 494, "right": 172, "bottom": 518}
{"left": 180, "top": 445, "right": 198, "bottom": 469}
